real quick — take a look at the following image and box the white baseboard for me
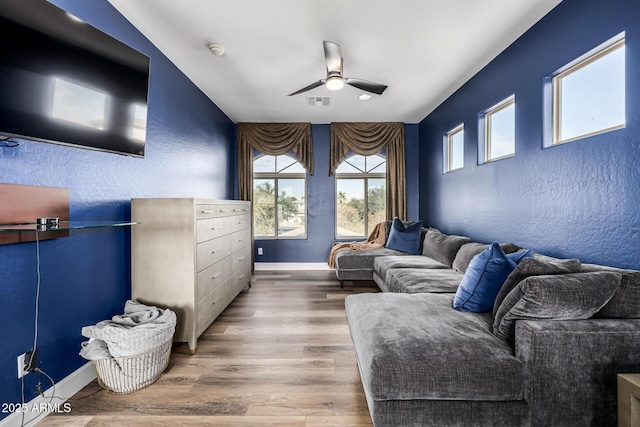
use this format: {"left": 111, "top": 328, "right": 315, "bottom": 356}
{"left": 254, "top": 262, "right": 332, "bottom": 271}
{"left": 0, "top": 362, "right": 96, "bottom": 427}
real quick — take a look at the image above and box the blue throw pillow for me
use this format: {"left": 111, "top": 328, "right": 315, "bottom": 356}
{"left": 385, "top": 218, "right": 423, "bottom": 254}
{"left": 453, "top": 243, "right": 530, "bottom": 312}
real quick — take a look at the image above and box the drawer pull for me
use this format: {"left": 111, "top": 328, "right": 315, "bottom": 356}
{"left": 238, "top": 257, "right": 245, "bottom": 261}
{"left": 239, "top": 274, "right": 245, "bottom": 279}
{"left": 211, "top": 227, "right": 218, "bottom": 230}
{"left": 219, "top": 209, "right": 229, "bottom": 212}
{"left": 238, "top": 239, "right": 243, "bottom": 242}
{"left": 201, "top": 210, "right": 215, "bottom": 213}
{"left": 212, "top": 272, "right": 222, "bottom": 279}
{"left": 211, "top": 250, "right": 216, "bottom": 254}
{"left": 243, "top": 208, "right": 249, "bottom": 211}
{"left": 238, "top": 221, "right": 245, "bottom": 224}
{"left": 212, "top": 297, "right": 223, "bottom": 305}
{"left": 233, "top": 208, "right": 241, "bottom": 212}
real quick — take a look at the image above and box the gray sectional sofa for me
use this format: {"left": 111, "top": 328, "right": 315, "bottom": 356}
{"left": 338, "top": 227, "right": 640, "bottom": 426}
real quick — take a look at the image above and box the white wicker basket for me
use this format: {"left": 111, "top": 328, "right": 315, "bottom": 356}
{"left": 93, "top": 337, "right": 172, "bottom": 394}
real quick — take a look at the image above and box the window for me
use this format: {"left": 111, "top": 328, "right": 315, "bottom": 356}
{"left": 335, "top": 154, "right": 386, "bottom": 238}
{"left": 444, "top": 124, "right": 464, "bottom": 172}
{"left": 481, "top": 96, "right": 515, "bottom": 162}
{"left": 253, "top": 154, "right": 306, "bottom": 238}
{"left": 551, "top": 36, "right": 625, "bottom": 145}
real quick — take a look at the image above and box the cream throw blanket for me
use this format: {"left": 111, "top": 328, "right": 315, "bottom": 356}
{"left": 328, "top": 221, "right": 386, "bottom": 269}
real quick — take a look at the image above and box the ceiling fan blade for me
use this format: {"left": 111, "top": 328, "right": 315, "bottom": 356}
{"left": 323, "top": 41, "right": 342, "bottom": 74}
{"left": 287, "top": 79, "right": 325, "bottom": 96}
{"left": 345, "top": 78, "right": 388, "bottom": 95}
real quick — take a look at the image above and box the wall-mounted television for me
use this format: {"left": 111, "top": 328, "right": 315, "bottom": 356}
{"left": 0, "top": 0, "right": 150, "bottom": 157}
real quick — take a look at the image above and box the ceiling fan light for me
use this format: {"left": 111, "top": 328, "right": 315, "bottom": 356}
{"left": 326, "top": 76, "right": 344, "bottom": 91}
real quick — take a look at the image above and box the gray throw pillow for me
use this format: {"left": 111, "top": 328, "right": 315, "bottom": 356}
{"left": 582, "top": 264, "right": 640, "bottom": 318}
{"left": 422, "top": 229, "right": 471, "bottom": 268}
{"left": 492, "top": 257, "right": 582, "bottom": 317}
{"left": 452, "top": 242, "right": 522, "bottom": 274}
{"left": 493, "top": 271, "right": 622, "bottom": 341}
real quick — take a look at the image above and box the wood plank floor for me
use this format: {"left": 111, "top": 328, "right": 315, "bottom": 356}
{"left": 38, "top": 271, "right": 378, "bottom": 427}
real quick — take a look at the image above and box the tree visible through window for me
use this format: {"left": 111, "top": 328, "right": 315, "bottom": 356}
{"left": 335, "top": 154, "right": 386, "bottom": 238}
{"left": 253, "top": 154, "right": 306, "bottom": 238}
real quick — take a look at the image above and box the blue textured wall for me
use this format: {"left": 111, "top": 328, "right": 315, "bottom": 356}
{"left": 255, "top": 123, "right": 419, "bottom": 263}
{"left": 0, "top": 0, "right": 234, "bottom": 418}
{"left": 419, "top": 0, "right": 640, "bottom": 269}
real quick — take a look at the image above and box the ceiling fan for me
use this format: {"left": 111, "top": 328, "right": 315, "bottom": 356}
{"left": 287, "top": 41, "right": 388, "bottom": 97}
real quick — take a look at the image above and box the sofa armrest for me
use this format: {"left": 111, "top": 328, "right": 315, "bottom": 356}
{"left": 515, "top": 319, "right": 640, "bottom": 427}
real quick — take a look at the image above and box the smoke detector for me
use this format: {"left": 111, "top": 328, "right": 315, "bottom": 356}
{"left": 208, "top": 43, "right": 225, "bottom": 57}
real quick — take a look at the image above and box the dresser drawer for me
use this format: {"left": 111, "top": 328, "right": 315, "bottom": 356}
{"left": 196, "top": 204, "right": 218, "bottom": 219}
{"left": 216, "top": 203, "right": 250, "bottom": 217}
{"left": 197, "top": 284, "right": 227, "bottom": 336}
{"left": 228, "top": 262, "right": 251, "bottom": 300}
{"left": 196, "top": 257, "right": 231, "bottom": 300}
{"left": 230, "top": 228, "right": 251, "bottom": 253}
{"left": 196, "top": 235, "right": 230, "bottom": 271}
{"left": 230, "top": 214, "right": 250, "bottom": 232}
{"left": 230, "top": 247, "right": 250, "bottom": 271}
{"left": 196, "top": 217, "right": 229, "bottom": 243}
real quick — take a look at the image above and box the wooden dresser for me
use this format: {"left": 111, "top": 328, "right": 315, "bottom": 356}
{"left": 131, "top": 198, "right": 252, "bottom": 353}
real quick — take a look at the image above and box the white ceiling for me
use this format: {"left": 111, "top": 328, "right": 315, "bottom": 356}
{"left": 108, "top": 0, "right": 562, "bottom": 124}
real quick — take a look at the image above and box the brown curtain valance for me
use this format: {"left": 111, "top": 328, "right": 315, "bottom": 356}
{"left": 237, "top": 122, "right": 313, "bottom": 201}
{"left": 330, "top": 122, "right": 406, "bottom": 220}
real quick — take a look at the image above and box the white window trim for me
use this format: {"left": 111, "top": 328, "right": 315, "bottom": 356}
{"left": 443, "top": 124, "right": 464, "bottom": 173}
{"left": 551, "top": 37, "right": 626, "bottom": 145}
{"left": 479, "top": 95, "right": 516, "bottom": 164}
{"left": 335, "top": 154, "right": 386, "bottom": 239}
{"left": 543, "top": 33, "right": 626, "bottom": 148}
{"left": 253, "top": 154, "right": 307, "bottom": 240}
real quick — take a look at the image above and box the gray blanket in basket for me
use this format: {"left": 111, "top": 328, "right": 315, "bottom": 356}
{"left": 80, "top": 300, "right": 176, "bottom": 360}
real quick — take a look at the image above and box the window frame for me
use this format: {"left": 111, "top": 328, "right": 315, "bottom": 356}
{"left": 444, "top": 124, "right": 464, "bottom": 173}
{"left": 253, "top": 154, "right": 307, "bottom": 240}
{"left": 481, "top": 95, "right": 516, "bottom": 163}
{"left": 335, "top": 154, "right": 386, "bottom": 239}
{"left": 550, "top": 36, "right": 625, "bottom": 146}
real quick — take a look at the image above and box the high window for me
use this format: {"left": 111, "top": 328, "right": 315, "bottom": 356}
{"left": 551, "top": 36, "right": 625, "bottom": 145}
{"left": 481, "top": 95, "right": 515, "bottom": 162}
{"left": 335, "top": 154, "right": 386, "bottom": 238}
{"left": 253, "top": 154, "right": 306, "bottom": 238}
{"left": 444, "top": 124, "right": 464, "bottom": 172}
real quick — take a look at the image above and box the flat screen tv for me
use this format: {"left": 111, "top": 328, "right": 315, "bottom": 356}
{"left": 0, "top": 0, "right": 150, "bottom": 157}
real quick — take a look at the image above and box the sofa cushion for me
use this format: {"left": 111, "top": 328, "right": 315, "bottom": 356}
{"left": 345, "top": 293, "right": 524, "bottom": 401}
{"left": 454, "top": 243, "right": 532, "bottom": 312}
{"left": 493, "top": 257, "right": 582, "bottom": 317}
{"left": 373, "top": 255, "right": 448, "bottom": 282}
{"left": 385, "top": 268, "right": 463, "bottom": 293}
{"left": 385, "top": 218, "right": 423, "bottom": 254}
{"left": 334, "top": 247, "right": 405, "bottom": 281}
{"left": 493, "top": 272, "right": 622, "bottom": 340}
{"left": 453, "top": 242, "right": 522, "bottom": 274}
{"left": 582, "top": 263, "right": 640, "bottom": 318}
{"left": 422, "top": 229, "right": 471, "bottom": 267}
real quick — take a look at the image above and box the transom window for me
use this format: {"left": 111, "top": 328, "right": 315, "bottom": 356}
{"left": 444, "top": 124, "right": 464, "bottom": 172}
{"left": 253, "top": 154, "right": 306, "bottom": 238}
{"left": 483, "top": 95, "right": 515, "bottom": 162}
{"left": 335, "top": 154, "right": 386, "bottom": 238}
{"left": 552, "top": 36, "right": 625, "bottom": 144}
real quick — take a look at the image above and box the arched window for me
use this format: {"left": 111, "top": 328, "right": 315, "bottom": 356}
{"left": 253, "top": 154, "right": 306, "bottom": 238}
{"left": 335, "top": 154, "right": 386, "bottom": 238}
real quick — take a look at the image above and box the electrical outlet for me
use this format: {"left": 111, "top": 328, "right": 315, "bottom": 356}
{"left": 17, "top": 352, "right": 27, "bottom": 378}
{"left": 17, "top": 349, "right": 38, "bottom": 378}
{"left": 257, "top": 247, "right": 263, "bottom": 255}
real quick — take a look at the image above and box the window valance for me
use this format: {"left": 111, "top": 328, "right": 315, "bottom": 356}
{"left": 330, "top": 122, "right": 406, "bottom": 220}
